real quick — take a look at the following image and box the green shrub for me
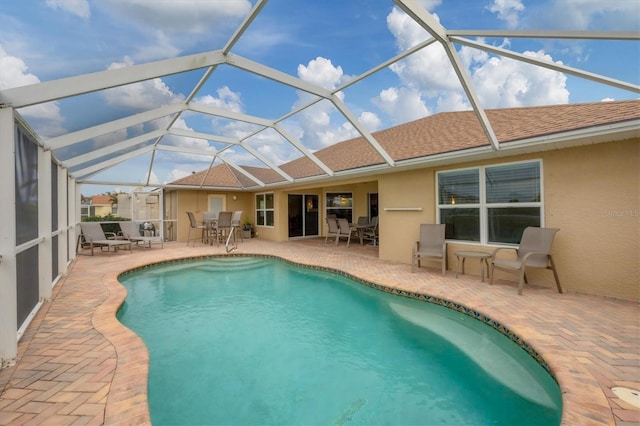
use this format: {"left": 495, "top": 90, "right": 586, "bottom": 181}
{"left": 82, "top": 214, "right": 131, "bottom": 234}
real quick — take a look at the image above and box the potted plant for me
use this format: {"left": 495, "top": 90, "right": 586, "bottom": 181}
{"left": 242, "top": 219, "right": 252, "bottom": 239}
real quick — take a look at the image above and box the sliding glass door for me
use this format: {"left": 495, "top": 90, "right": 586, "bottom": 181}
{"left": 288, "top": 194, "right": 319, "bottom": 238}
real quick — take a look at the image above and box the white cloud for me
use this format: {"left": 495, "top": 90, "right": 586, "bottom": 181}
{"left": 92, "top": 128, "right": 128, "bottom": 150}
{"left": 387, "top": 9, "right": 460, "bottom": 96}
{"left": 134, "top": 31, "right": 182, "bottom": 62}
{"left": 165, "top": 117, "right": 218, "bottom": 159}
{"left": 545, "top": 0, "right": 640, "bottom": 30}
{"left": 94, "top": 0, "right": 252, "bottom": 61}
{"left": 102, "top": 57, "right": 186, "bottom": 110}
{"left": 387, "top": 7, "right": 431, "bottom": 51}
{"left": 417, "top": 0, "right": 442, "bottom": 11}
{"left": 487, "top": 0, "right": 525, "bottom": 29}
{"left": 373, "top": 86, "right": 431, "bottom": 124}
{"left": 148, "top": 170, "right": 159, "bottom": 185}
{"left": 288, "top": 58, "right": 366, "bottom": 151}
{"left": 45, "top": 0, "right": 90, "bottom": 19}
{"left": 194, "top": 86, "right": 244, "bottom": 113}
{"left": 471, "top": 50, "right": 569, "bottom": 108}
{"left": 0, "top": 45, "right": 66, "bottom": 137}
{"left": 358, "top": 111, "right": 382, "bottom": 132}
{"left": 165, "top": 167, "right": 194, "bottom": 184}
{"left": 297, "top": 57, "right": 345, "bottom": 90}
{"left": 379, "top": 6, "right": 570, "bottom": 124}
{"left": 100, "top": 0, "right": 251, "bottom": 34}
{"left": 0, "top": 45, "right": 40, "bottom": 89}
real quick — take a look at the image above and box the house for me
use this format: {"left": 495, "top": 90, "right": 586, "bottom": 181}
{"left": 166, "top": 99, "right": 640, "bottom": 301}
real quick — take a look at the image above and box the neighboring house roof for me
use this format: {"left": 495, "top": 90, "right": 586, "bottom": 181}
{"left": 168, "top": 100, "right": 640, "bottom": 190}
{"left": 91, "top": 195, "right": 112, "bottom": 205}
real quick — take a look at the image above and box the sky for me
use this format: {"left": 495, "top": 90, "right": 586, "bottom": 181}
{"left": 0, "top": 0, "right": 638, "bottom": 196}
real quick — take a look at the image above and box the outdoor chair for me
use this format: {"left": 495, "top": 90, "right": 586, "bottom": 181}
{"left": 79, "top": 222, "right": 132, "bottom": 255}
{"left": 363, "top": 216, "right": 379, "bottom": 246}
{"left": 490, "top": 227, "right": 563, "bottom": 295}
{"left": 231, "top": 210, "right": 244, "bottom": 242}
{"left": 118, "top": 221, "right": 163, "bottom": 249}
{"left": 412, "top": 224, "right": 446, "bottom": 275}
{"left": 336, "top": 218, "right": 355, "bottom": 247}
{"left": 356, "top": 216, "right": 369, "bottom": 226}
{"left": 325, "top": 217, "right": 339, "bottom": 244}
{"left": 212, "top": 211, "right": 233, "bottom": 246}
{"left": 186, "top": 211, "right": 208, "bottom": 246}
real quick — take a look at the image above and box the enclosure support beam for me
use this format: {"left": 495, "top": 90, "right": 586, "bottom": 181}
{"left": 0, "top": 107, "right": 18, "bottom": 368}
{"left": 38, "top": 149, "right": 53, "bottom": 302}
{"left": 57, "top": 164, "right": 69, "bottom": 276}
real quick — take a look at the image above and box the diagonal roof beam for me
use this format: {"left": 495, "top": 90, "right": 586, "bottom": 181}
{"left": 168, "top": 125, "right": 294, "bottom": 183}
{"left": 273, "top": 124, "right": 334, "bottom": 176}
{"left": 222, "top": 0, "right": 268, "bottom": 54}
{"left": 453, "top": 37, "right": 640, "bottom": 94}
{"left": 45, "top": 103, "right": 186, "bottom": 150}
{"left": 73, "top": 145, "right": 155, "bottom": 180}
{"left": 218, "top": 156, "right": 266, "bottom": 187}
{"left": 62, "top": 129, "right": 165, "bottom": 168}
{"left": 188, "top": 103, "right": 273, "bottom": 127}
{"left": 157, "top": 1, "right": 270, "bottom": 152}
{"left": 239, "top": 142, "right": 294, "bottom": 182}
{"left": 1, "top": 51, "right": 226, "bottom": 108}
{"left": 225, "top": 53, "right": 334, "bottom": 99}
{"left": 155, "top": 144, "right": 220, "bottom": 157}
{"left": 393, "top": 0, "right": 500, "bottom": 150}
{"left": 448, "top": 30, "right": 640, "bottom": 40}
{"left": 331, "top": 96, "right": 395, "bottom": 166}
{"left": 168, "top": 128, "right": 241, "bottom": 145}
{"left": 336, "top": 37, "right": 438, "bottom": 92}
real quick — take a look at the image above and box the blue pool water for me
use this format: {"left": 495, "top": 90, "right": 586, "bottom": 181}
{"left": 118, "top": 257, "right": 561, "bottom": 425}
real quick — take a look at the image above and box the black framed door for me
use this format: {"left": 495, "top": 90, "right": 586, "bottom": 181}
{"left": 369, "top": 193, "right": 379, "bottom": 219}
{"left": 288, "top": 194, "right": 319, "bottom": 238}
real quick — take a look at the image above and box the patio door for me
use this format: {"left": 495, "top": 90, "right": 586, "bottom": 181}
{"left": 208, "top": 195, "right": 225, "bottom": 217}
{"left": 288, "top": 194, "right": 319, "bottom": 238}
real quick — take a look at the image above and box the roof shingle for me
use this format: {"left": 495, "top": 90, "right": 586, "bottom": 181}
{"left": 169, "top": 100, "right": 640, "bottom": 187}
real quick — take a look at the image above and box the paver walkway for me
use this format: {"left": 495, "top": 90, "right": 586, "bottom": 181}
{"left": 0, "top": 239, "right": 638, "bottom": 425}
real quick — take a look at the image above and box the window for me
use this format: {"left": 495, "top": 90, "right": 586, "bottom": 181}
{"left": 437, "top": 161, "right": 542, "bottom": 244}
{"left": 256, "top": 193, "right": 274, "bottom": 226}
{"left": 326, "top": 192, "right": 353, "bottom": 223}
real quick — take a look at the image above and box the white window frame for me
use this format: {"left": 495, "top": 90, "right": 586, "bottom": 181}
{"left": 255, "top": 192, "right": 274, "bottom": 227}
{"left": 436, "top": 159, "right": 544, "bottom": 245}
{"left": 324, "top": 191, "right": 354, "bottom": 222}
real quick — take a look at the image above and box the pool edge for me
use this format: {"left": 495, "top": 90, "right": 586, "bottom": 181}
{"left": 102, "top": 251, "right": 612, "bottom": 426}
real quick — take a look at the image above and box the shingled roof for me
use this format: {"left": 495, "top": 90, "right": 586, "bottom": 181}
{"left": 169, "top": 99, "right": 640, "bottom": 190}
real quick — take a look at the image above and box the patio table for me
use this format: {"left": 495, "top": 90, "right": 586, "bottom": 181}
{"left": 454, "top": 251, "right": 492, "bottom": 282}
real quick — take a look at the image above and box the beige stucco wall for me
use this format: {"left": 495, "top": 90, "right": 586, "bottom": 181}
{"left": 167, "top": 139, "right": 638, "bottom": 300}
{"left": 262, "top": 181, "right": 378, "bottom": 241}
{"left": 172, "top": 190, "right": 253, "bottom": 243}
{"left": 379, "top": 138, "right": 639, "bottom": 300}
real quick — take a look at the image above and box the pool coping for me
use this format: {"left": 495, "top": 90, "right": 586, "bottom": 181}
{"left": 100, "top": 251, "right": 615, "bottom": 425}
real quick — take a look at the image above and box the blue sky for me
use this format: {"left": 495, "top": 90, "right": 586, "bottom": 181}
{"left": 1, "top": 0, "right": 638, "bottom": 196}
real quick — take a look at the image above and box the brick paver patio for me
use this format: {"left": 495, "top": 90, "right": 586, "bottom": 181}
{"left": 1, "top": 239, "right": 638, "bottom": 425}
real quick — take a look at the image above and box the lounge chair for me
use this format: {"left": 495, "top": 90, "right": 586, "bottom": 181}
{"left": 186, "top": 211, "right": 208, "bottom": 246}
{"left": 325, "top": 216, "right": 339, "bottom": 244}
{"left": 119, "top": 221, "right": 163, "bottom": 249}
{"left": 490, "top": 227, "right": 563, "bottom": 295}
{"left": 336, "top": 218, "right": 355, "bottom": 247}
{"left": 79, "top": 222, "right": 132, "bottom": 255}
{"left": 412, "top": 224, "right": 446, "bottom": 276}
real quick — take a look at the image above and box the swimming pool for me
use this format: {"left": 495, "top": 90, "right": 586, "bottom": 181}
{"left": 118, "top": 256, "right": 561, "bottom": 425}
